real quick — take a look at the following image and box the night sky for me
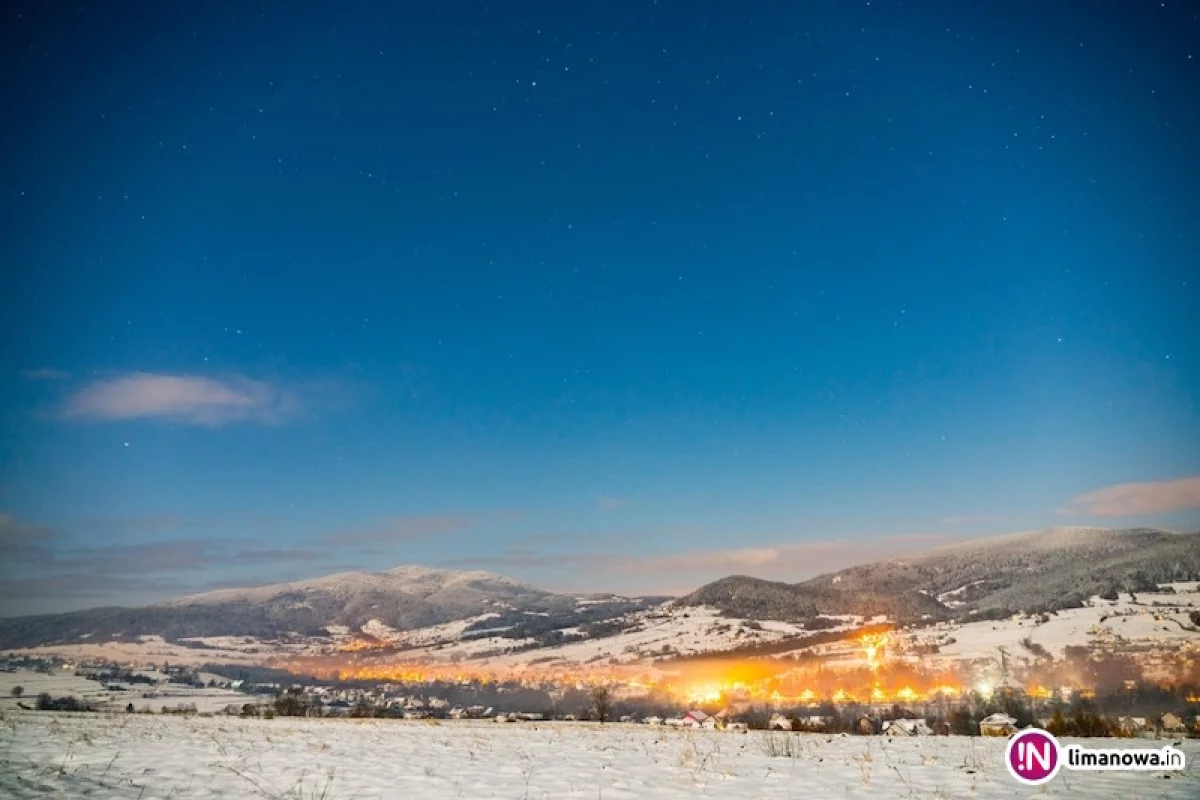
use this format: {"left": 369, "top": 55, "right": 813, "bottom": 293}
{"left": 2, "top": 1, "right": 1198, "bottom": 614}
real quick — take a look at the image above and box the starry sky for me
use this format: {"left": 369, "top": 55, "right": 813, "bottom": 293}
{"left": 2, "top": 1, "right": 1199, "bottom": 615}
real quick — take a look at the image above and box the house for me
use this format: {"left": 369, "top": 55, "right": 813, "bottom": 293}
{"left": 1160, "top": 713, "right": 1187, "bottom": 734}
{"left": 882, "top": 718, "right": 934, "bottom": 736}
{"left": 643, "top": 716, "right": 663, "bottom": 725}
{"left": 681, "top": 710, "right": 709, "bottom": 728}
{"left": 768, "top": 713, "right": 793, "bottom": 731}
{"left": 980, "top": 713, "right": 1018, "bottom": 736}
{"left": 797, "top": 715, "right": 832, "bottom": 732}
{"left": 703, "top": 709, "right": 731, "bottom": 729}
{"left": 1116, "top": 716, "right": 1150, "bottom": 736}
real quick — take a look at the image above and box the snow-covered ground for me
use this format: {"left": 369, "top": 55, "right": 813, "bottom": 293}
{"left": 308, "top": 604, "right": 816, "bottom": 668}
{"left": 1, "top": 712, "right": 1196, "bottom": 799}
{"left": 479, "top": 605, "right": 813, "bottom": 667}
{"left": 5, "top": 633, "right": 311, "bottom": 668}
{"left": 0, "top": 671, "right": 252, "bottom": 714}
{"left": 896, "top": 589, "right": 1200, "bottom": 667}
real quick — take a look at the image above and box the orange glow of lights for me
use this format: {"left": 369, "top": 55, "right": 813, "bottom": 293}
{"left": 860, "top": 634, "right": 890, "bottom": 669}
{"left": 685, "top": 684, "right": 724, "bottom": 705}
{"left": 284, "top": 651, "right": 1114, "bottom": 709}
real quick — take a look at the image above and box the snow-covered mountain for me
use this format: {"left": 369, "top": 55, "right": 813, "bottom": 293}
{"left": 159, "top": 564, "right": 554, "bottom": 632}
{"left": 1, "top": 527, "right": 1197, "bottom": 666}
{"left": 801, "top": 526, "right": 1200, "bottom": 615}
{"left": 0, "top": 566, "right": 661, "bottom": 650}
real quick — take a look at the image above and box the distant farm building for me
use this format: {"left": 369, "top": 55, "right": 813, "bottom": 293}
{"left": 979, "top": 713, "right": 1018, "bottom": 736}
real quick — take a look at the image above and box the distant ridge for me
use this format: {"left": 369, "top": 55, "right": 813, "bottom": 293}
{"left": 678, "top": 527, "right": 1200, "bottom": 622}
{"left": 164, "top": 565, "right": 536, "bottom": 607}
{"left": 0, "top": 566, "right": 568, "bottom": 649}
{"left": 1, "top": 527, "right": 1197, "bottom": 652}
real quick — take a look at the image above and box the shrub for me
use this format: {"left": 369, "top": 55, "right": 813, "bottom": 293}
{"left": 761, "top": 733, "right": 802, "bottom": 758}
{"left": 1020, "top": 637, "right": 1050, "bottom": 660}
{"left": 273, "top": 687, "right": 309, "bottom": 717}
{"left": 35, "top": 693, "right": 94, "bottom": 712}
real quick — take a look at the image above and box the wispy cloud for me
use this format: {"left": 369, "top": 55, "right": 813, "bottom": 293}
{"left": 606, "top": 538, "right": 943, "bottom": 577}
{"left": 0, "top": 574, "right": 174, "bottom": 600}
{"left": 0, "top": 511, "right": 60, "bottom": 548}
{"left": 1065, "top": 476, "right": 1200, "bottom": 517}
{"left": 74, "top": 514, "right": 187, "bottom": 535}
{"left": 443, "top": 552, "right": 620, "bottom": 570}
{"left": 939, "top": 515, "right": 982, "bottom": 525}
{"left": 22, "top": 367, "right": 71, "bottom": 381}
{"left": 61, "top": 372, "right": 297, "bottom": 426}
{"left": 319, "top": 514, "right": 476, "bottom": 546}
{"left": 2, "top": 530, "right": 325, "bottom": 576}
{"left": 446, "top": 533, "right": 955, "bottom": 594}
{"left": 70, "top": 512, "right": 281, "bottom": 538}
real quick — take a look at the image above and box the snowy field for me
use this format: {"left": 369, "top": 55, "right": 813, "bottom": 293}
{"left": 0, "top": 671, "right": 252, "bottom": 714}
{"left": 2, "top": 713, "right": 1197, "bottom": 799}
{"left": 895, "top": 587, "right": 1200, "bottom": 666}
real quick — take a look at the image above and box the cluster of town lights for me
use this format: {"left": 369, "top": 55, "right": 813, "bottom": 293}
{"left": 284, "top": 633, "right": 1096, "bottom": 707}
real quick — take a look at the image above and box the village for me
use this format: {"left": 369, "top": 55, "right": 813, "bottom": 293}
{"left": 4, "top": 647, "right": 1200, "bottom": 741}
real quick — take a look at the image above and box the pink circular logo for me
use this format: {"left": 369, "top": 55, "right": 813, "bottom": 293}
{"left": 1005, "top": 728, "right": 1062, "bottom": 786}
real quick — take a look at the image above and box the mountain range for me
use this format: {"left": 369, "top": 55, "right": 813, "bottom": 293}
{"left": 678, "top": 526, "right": 1200, "bottom": 622}
{"left": 1, "top": 527, "right": 1197, "bottom": 655}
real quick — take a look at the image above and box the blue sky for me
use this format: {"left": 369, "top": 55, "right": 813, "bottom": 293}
{"left": 2, "top": 1, "right": 1198, "bottom": 615}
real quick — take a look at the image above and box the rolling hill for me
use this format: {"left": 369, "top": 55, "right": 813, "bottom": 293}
{"left": 0, "top": 566, "right": 657, "bottom": 650}
{"left": 1, "top": 527, "right": 1197, "bottom": 658}
{"left": 675, "top": 527, "right": 1200, "bottom": 623}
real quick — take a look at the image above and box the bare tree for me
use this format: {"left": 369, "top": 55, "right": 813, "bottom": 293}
{"left": 591, "top": 685, "right": 612, "bottom": 723}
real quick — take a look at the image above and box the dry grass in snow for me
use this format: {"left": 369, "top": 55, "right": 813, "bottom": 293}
{"left": 1, "top": 711, "right": 1198, "bottom": 798}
